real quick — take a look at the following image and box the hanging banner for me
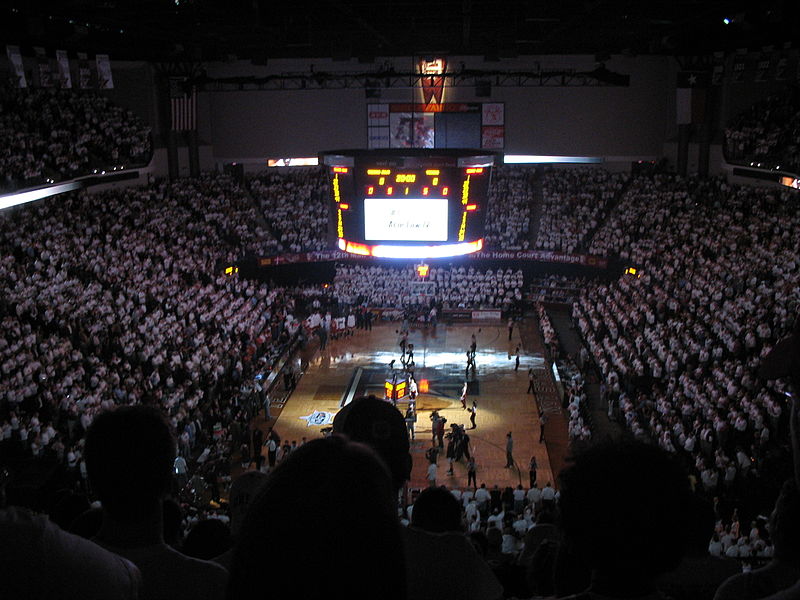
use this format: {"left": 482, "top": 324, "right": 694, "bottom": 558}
{"left": 731, "top": 57, "right": 746, "bottom": 84}
{"left": 78, "top": 52, "right": 92, "bottom": 89}
{"left": 755, "top": 55, "right": 771, "bottom": 83}
{"left": 482, "top": 103, "right": 504, "bottom": 126}
{"left": 96, "top": 54, "right": 114, "bottom": 89}
{"left": 418, "top": 58, "right": 447, "bottom": 110}
{"left": 56, "top": 50, "right": 72, "bottom": 89}
{"left": 5, "top": 45, "right": 26, "bottom": 88}
{"left": 775, "top": 57, "right": 788, "bottom": 81}
{"left": 34, "top": 47, "right": 53, "bottom": 88}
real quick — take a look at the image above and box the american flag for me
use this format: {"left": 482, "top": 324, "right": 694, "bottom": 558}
{"left": 171, "top": 88, "right": 196, "bottom": 131}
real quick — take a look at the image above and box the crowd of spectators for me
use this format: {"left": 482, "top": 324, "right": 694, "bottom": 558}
{"left": 180, "top": 173, "right": 281, "bottom": 257}
{"left": 333, "top": 264, "right": 524, "bottom": 310}
{"left": 528, "top": 274, "right": 598, "bottom": 304}
{"left": 0, "top": 175, "right": 330, "bottom": 520}
{"left": 0, "top": 86, "right": 151, "bottom": 189}
{"left": 536, "top": 168, "right": 628, "bottom": 254}
{"left": 247, "top": 168, "right": 330, "bottom": 253}
{"left": 724, "top": 85, "right": 800, "bottom": 172}
{"left": 573, "top": 174, "right": 799, "bottom": 520}
{"left": 484, "top": 166, "right": 535, "bottom": 250}
{"left": 536, "top": 302, "right": 559, "bottom": 360}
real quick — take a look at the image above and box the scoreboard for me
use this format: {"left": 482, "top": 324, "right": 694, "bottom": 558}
{"left": 321, "top": 149, "right": 500, "bottom": 259}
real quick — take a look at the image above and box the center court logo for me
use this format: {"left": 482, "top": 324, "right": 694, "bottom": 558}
{"left": 299, "top": 411, "right": 334, "bottom": 427}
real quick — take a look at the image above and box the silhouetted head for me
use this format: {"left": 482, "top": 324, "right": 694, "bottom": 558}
{"left": 85, "top": 405, "right": 176, "bottom": 521}
{"left": 228, "top": 470, "right": 268, "bottom": 537}
{"left": 771, "top": 479, "right": 800, "bottom": 560}
{"left": 411, "top": 486, "right": 463, "bottom": 533}
{"left": 558, "top": 441, "right": 691, "bottom": 583}
{"left": 183, "top": 519, "right": 231, "bottom": 561}
{"left": 683, "top": 495, "right": 717, "bottom": 555}
{"left": 228, "top": 435, "right": 404, "bottom": 600}
{"left": 761, "top": 314, "right": 800, "bottom": 391}
{"left": 332, "top": 396, "right": 411, "bottom": 491}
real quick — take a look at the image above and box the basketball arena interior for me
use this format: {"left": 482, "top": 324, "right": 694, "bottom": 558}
{"left": 1, "top": 2, "right": 800, "bottom": 599}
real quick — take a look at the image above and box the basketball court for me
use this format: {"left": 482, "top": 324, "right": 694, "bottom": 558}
{"left": 250, "top": 318, "right": 567, "bottom": 492}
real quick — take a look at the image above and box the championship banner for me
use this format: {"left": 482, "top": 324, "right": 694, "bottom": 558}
{"left": 77, "top": 52, "right": 92, "bottom": 89}
{"left": 5, "top": 45, "right": 26, "bottom": 88}
{"left": 755, "top": 55, "right": 771, "bottom": 82}
{"left": 775, "top": 57, "right": 788, "bottom": 81}
{"left": 34, "top": 47, "right": 53, "bottom": 88}
{"left": 731, "top": 57, "right": 746, "bottom": 84}
{"left": 96, "top": 54, "right": 114, "bottom": 89}
{"left": 56, "top": 50, "right": 72, "bottom": 89}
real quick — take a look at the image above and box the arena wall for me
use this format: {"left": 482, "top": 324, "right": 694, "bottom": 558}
{"left": 203, "top": 54, "right": 672, "bottom": 161}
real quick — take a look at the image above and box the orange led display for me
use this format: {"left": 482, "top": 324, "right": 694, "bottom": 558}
{"left": 333, "top": 167, "right": 349, "bottom": 173}
{"left": 339, "top": 203, "right": 350, "bottom": 209}
{"left": 367, "top": 169, "right": 391, "bottom": 175}
{"left": 395, "top": 174, "right": 416, "bottom": 183}
{"left": 345, "top": 241, "right": 371, "bottom": 256}
{"left": 425, "top": 169, "right": 440, "bottom": 176}
{"left": 422, "top": 187, "right": 429, "bottom": 195}
{"left": 466, "top": 204, "right": 477, "bottom": 211}
{"left": 465, "top": 167, "right": 484, "bottom": 174}
{"left": 387, "top": 186, "right": 393, "bottom": 195}
{"left": 442, "top": 187, "right": 449, "bottom": 195}
{"left": 367, "top": 186, "right": 374, "bottom": 195}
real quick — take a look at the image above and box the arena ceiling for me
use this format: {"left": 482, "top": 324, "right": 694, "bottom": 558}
{"left": 2, "top": 1, "right": 797, "bottom": 62}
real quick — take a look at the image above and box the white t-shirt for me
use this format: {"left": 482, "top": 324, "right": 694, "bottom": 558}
{"left": 427, "top": 462, "right": 438, "bottom": 482}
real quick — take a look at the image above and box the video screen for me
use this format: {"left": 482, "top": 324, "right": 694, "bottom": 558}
{"left": 364, "top": 198, "right": 448, "bottom": 241}
{"left": 390, "top": 113, "right": 435, "bottom": 148}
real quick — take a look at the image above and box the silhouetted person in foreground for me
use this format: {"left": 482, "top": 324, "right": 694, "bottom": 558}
{"left": 0, "top": 502, "right": 142, "bottom": 599}
{"left": 86, "top": 405, "right": 228, "bottom": 600}
{"left": 334, "top": 396, "right": 502, "bottom": 600}
{"left": 212, "top": 469, "right": 267, "bottom": 571}
{"left": 745, "top": 315, "right": 800, "bottom": 600}
{"left": 558, "top": 440, "right": 692, "bottom": 600}
{"left": 657, "top": 495, "right": 740, "bottom": 600}
{"left": 412, "top": 486, "right": 464, "bottom": 533}
{"left": 227, "top": 435, "right": 405, "bottom": 600}
{"left": 715, "top": 480, "right": 800, "bottom": 600}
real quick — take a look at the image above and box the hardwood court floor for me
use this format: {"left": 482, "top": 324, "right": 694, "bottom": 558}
{"left": 257, "top": 320, "right": 561, "bottom": 492}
